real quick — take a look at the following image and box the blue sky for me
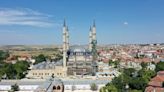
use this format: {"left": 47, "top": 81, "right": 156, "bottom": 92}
{"left": 0, "top": 0, "right": 164, "bottom": 45}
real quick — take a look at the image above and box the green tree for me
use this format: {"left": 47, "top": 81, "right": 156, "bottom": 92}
{"left": 54, "top": 53, "right": 62, "bottom": 61}
{"left": 124, "top": 68, "right": 136, "bottom": 77}
{"left": 141, "top": 62, "right": 147, "bottom": 69}
{"left": 14, "top": 61, "right": 30, "bottom": 79}
{"left": 0, "top": 62, "right": 7, "bottom": 79}
{"left": 109, "top": 60, "right": 120, "bottom": 68}
{"left": 105, "top": 84, "right": 118, "bottom": 92}
{"left": 130, "top": 90, "right": 142, "bottom": 92}
{"left": 138, "top": 69, "right": 155, "bottom": 80}
{"left": 155, "top": 62, "right": 164, "bottom": 72}
{"left": 109, "top": 75, "right": 125, "bottom": 91}
{"left": 130, "top": 69, "right": 155, "bottom": 91}
{"left": 5, "top": 64, "right": 17, "bottom": 79}
{"left": 0, "top": 61, "right": 29, "bottom": 79}
{"left": 11, "top": 83, "right": 19, "bottom": 91}
{"left": 90, "top": 83, "right": 98, "bottom": 91}
{"left": 34, "top": 54, "right": 46, "bottom": 64}
{"left": 104, "top": 68, "right": 156, "bottom": 92}
{"left": 129, "top": 77, "right": 147, "bottom": 90}
{"left": 0, "top": 50, "right": 9, "bottom": 61}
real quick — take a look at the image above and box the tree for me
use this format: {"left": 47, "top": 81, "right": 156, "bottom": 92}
{"left": 130, "top": 90, "right": 142, "bottom": 92}
{"left": 130, "top": 69, "right": 155, "bottom": 91}
{"left": 104, "top": 67, "right": 156, "bottom": 92}
{"left": 0, "top": 50, "right": 9, "bottom": 61}
{"left": 34, "top": 54, "right": 46, "bottom": 64}
{"left": 155, "top": 62, "right": 164, "bottom": 72}
{"left": 109, "top": 60, "right": 120, "bottom": 68}
{"left": 109, "top": 75, "right": 125, "bottom": 91}
{"left": 90, "top": 83, "right": 98, "bottom": 91}
{"left": 0, "top": 61, "right": 30, "bottom": 79}
{"left": 5, "top": 64, "right": 17, "bottom": 79}
{"left": 124, "top": 68, "right": 136, "bottom": 77}
{"left": 129, "top": 77, "right": 147, "bottom": 90}
{"left": 0, "top": 62, "right": 6, "bottom": 79}
{"left": 55, "top": 53, "right": 62, "bottom": 61}
{"left": 100, "top": 84, "right": 118, "bottom": 92}
{"left": 141, "top": 62, "right": 147, "bottom": 69}
{"left": 13, "top": 61, "right": 30, "bottom": 79}
{"left": 11, "top": 83, "right": 19, "bottom": 91}
{"left": 71, "top": 85, "right": 76, "bottom": 91}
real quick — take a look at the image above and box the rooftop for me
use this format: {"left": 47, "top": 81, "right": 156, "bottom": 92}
{"left": 32, "top": 61, "right": 63, "bottom": 69}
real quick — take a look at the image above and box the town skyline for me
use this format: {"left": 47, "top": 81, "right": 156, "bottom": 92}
{"left": 0, "top": 0, "right": 164, "bottom": 45}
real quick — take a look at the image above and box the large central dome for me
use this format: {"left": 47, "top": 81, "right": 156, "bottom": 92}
{"left": 69, "top": 46, "right": 90, "bottom": 53}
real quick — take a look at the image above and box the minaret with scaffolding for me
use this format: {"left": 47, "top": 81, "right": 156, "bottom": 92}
{"left": 91, "top": 20, "right": 97, "bottom": 61}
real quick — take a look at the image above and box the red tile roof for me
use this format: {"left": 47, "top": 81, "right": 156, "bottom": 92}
{"left": 157, "top": 71, "right": 164, "bottom": 76}
{"left": 148, "top": 81, "right": 162, "bottom": 87}
{"left": 145, "top": 71, "right": 164, "bottom": 92}
{"left": 145, "top": 86, "right": 164, "bottom": 92}
{"left": 151, "top": 75, "right": 164, "bottom": 82}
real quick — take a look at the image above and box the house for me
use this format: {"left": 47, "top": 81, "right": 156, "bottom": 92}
{"left": 145, "top": 71, "right": 164, "bottom": 92}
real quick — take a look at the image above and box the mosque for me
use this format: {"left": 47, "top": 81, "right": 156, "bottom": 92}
{"left": 0, "top": 20, "right": 120, "bottom": 92}
{"left": 26, "top": 20, "right": 98, "bottom": 79}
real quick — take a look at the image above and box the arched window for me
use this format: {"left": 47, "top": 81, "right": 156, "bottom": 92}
{"left": 57, "top": 86, "right": 61, "bottom": 90}
{"left": 53, "top": 86, "right": 56, "bottom": 90}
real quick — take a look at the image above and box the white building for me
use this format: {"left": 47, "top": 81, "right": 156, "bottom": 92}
{"left": 0, "top": 78, "right": 109, "bottom": 92}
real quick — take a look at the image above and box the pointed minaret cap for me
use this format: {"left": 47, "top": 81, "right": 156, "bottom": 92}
{"left": 63, "top": 19, "right": 66, "bottom": 27}
{"left": 90, "top": 26, "right": 92, "bottom": 31}
{"left": 93, "top": 20, "right": 96, "bottom": 27}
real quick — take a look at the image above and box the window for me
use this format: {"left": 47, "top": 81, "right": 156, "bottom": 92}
{"left": 65, "top": 86, "right": 69, "bottom": 90}
{"left": 57, "top": 86, "right": 61, "bottom": 90}
{"left": 53, "top": 86, "right": 56, "bottom": 90}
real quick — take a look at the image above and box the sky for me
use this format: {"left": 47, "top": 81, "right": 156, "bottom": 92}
{"left": 0, "top": 0, "right": 164, "bottom": 45}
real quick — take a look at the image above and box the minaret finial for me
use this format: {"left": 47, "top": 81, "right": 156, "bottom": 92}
{"left": 63, "top": 19, "right": 66, "bottom": 27}
{"left": 93, "top": 20, "right": 96, "bottom": 27}
{"left": 90, "top": 26, "right": 92, "bottom": 31}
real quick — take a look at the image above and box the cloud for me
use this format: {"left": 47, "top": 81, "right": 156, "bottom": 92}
{"left": 123, "top": 21, "right": 128, "bottom": 25}
{"left": 0, "top": 8, "right": 54, "bottom": 27}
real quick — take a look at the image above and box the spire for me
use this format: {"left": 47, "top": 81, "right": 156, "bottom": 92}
{"left": 89, "top": 26, "right": 93, "bottom": 51}
{"left": 66, "top": 26, "right": 69, "bottom": 41}
{"left": 63, "top": 19, "right": 66, "bottom": 27}
{"left": 90, "top": 26, "right": 92, "bottom": 32}
{"left": 66, "top": 26, "right": 69, "bottom": 51}
{"left": 63, "top": 19, "right": 67, "bottom": 67}
{"left": 93, "top": 20, "right": 96, "bottom": 27}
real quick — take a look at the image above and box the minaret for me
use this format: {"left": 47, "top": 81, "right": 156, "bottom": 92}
{"left": 91, "top": 20, "right": 97, "bottom": 61}
{"left": 89, "top": 26, "right": 92, "bottom": 51}
{"left": 63, "top": 19, "right": 67, "bottom": 67}
{"left": 92, "top": 20, "right": 96, "bottom": 41}
{"left": 66, "top": 26, "right": 69, "bottom": 51}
